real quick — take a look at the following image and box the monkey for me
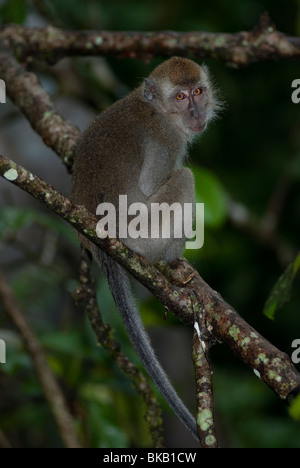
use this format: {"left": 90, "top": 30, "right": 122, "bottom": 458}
{"left": 72, "top": 57, "right": 220, "bottom": 439}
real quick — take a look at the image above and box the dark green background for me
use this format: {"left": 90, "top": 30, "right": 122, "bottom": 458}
{"left": 0, "top": 0, "right": 299, "bottom": 448}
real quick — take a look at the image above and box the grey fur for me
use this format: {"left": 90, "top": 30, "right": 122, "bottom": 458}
{"left": 72, "top": 57, "right": 220, "bottom": 440}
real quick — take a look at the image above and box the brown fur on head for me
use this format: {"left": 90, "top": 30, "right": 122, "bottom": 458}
{"left": 150, "top": 56, "right": 202, "bottom": 87}
{"left": 143, "top": 57, "right": 220, "bottom": 139}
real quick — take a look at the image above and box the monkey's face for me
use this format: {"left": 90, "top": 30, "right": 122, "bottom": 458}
{"left": 143, "top": 58, "right": 220, "bottom": 141}
{"left": 168, "top": 84, "right": 211, "bottom": 137}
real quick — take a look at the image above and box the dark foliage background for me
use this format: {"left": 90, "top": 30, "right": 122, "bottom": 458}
{"left": 0, "top": 0, "right": 299, "bottom": 448}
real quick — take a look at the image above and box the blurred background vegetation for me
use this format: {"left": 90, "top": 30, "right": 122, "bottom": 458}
{"left": 0, "top": 0, "right": 299, "bottom": 448}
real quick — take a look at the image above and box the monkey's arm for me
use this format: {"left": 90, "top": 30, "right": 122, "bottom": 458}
{"left": 149, "top": 167, "right": 195, "bottom": 206}
{"left": 138, "top": 139, "right": 180, "bottom": 198}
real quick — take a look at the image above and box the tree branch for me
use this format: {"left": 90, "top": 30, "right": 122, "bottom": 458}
{"left": 1, "top": 13, "right": 300, "bottom": 66}
{"left": 74, "top": 249, "right": 164, "bottom": 448}
{"left": 192, "top": 313, "right": 218, "bottom": 448}
{"left": 0, "top": 45, "right": 80, "bottom": 170}
{"left": 1, "top": 153, "right": 299, "bottom": 411}
{"left": 162, "top": 259, "right": 300, "bottom": 403}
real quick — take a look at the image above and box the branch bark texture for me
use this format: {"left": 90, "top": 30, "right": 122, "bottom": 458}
{"left": 1, "top": 154, "right": 299, "bottom": 409}
{"left": 164, "top": 259, "right": 300, "bottom": 403}
{"left": 74, "top": 250, "right": 164, "bottom": 448}
{"left": 1, "top": 14, "right": 300, "bottom": 67}
{"left": 0, "top": 45, "right": 80, "bottom": 169}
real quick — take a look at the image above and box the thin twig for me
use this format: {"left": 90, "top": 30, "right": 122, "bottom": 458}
{"left": 0, "top": 270, "right": 82, "bottom": 449}
{"left": 192, "top": 312, "right": 218, "bottom": 448}
{"left": 0, "top": 46, "right": 80, "bottom": 170}
{"left": 74, "top": 249, "right": 164, "bottom": 447}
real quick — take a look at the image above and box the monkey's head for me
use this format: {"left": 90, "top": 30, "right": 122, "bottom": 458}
{"left": 142, "top": 57, "right": 220, "bottom": 140}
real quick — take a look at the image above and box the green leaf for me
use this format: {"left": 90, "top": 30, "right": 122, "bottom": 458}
{"left": 0, "top": 207, "right": 33, "bottom": 234}
{"left": 289, "top": 394, "right": 300, "bottom": 421}
{"left": 0, "top": 0, "right": 28, "bottom": 24}
{"left": 0, "top": 206, "right": 77, "bottom": 244}
{"left": 263, "top": 251, "right": 300, "bottom": 320}
{"left": 40, "top": 331, "right": 84, "bottom": 356}
{"left": 192, "top": 165, "right": 228, "bottom": 229}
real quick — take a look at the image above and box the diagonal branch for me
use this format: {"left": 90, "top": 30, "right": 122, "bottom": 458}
{"left": 1, "top": 153, "right": 299, "bottom": 409}
{"left": 0, "top": 155, "right": 188, "bottom": 315}
{"left": 163, "top": 259, "right": 300, "bottom": 403}
{"left": 74, "top": 249, "right": 164, "bottom": 447}
{"left": 192, "top": 312, "right": 218, "bottom": 448}
{"left": 0, "top": 45, "right": 80, "bottom": 170}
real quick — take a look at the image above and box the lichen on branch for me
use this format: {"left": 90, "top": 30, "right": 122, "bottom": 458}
{"left": 1, "top": 13, "right": 300, "bottom": 67}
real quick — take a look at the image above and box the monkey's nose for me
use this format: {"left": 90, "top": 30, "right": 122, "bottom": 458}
{"left": 188, "top": 103, "right": 201, "bottom": 120}
{"left": 191, "top": 109, "right": 200, "bottom": 120}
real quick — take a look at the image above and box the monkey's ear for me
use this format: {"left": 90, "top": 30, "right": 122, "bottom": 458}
{"left": 143, "top": 78, "right": 157, "bottom": 101}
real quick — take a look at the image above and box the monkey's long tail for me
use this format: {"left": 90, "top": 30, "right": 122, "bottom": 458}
{"left": 103, "top": 256, "right": 198, "bottom": 440}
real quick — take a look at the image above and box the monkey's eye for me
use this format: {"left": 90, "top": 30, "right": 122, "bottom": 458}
{"left": 176, "top": 92, "right": 186, "bottom": 100}
{"left": 193, "top": 88, "right": 202, "bottom": 96}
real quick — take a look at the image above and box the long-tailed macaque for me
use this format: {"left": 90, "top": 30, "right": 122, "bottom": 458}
{"left": 72, "top": 57, "right": 220, "bottom": 439}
